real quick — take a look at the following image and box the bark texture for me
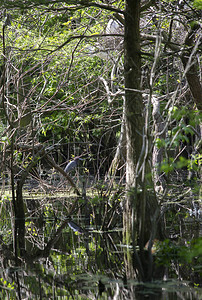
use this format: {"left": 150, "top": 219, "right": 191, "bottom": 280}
{"left": 123, "top": 0, "right": 144, "bottom": 247}
{"left": 123, "top": 0, "right": 164, "bottom": 281}
{"left": 124, "top": 0, "right": 143, "bottom": 188}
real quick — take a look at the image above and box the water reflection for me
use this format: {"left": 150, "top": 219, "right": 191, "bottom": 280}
{"left": 0, "top": 194, "right": 201, "bottom": 299}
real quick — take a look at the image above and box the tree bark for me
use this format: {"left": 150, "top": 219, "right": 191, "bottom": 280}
{"left": 161, "top": 25, "right": 202, "bottom": 111}
{"left": 124, "top": 0, "right": 143, "bottom": 237}
{"left": 152, "top": 96, "right": 166, "bottom": 191}
{"left": 123, "top": 0, "right": 145, "bottom": 279}
{"left": 123, "top": 0, "right": 163, "bottom": 281}
{"left": 181, "top": 24, "right": 202, "bottom": 111}
{"left": 124, "top": 0, "right": 143, "bottom": 190}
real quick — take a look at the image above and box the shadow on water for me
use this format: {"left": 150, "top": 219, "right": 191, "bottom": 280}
{"left": 0, "top": 187, "right": 201, "bottom": 299}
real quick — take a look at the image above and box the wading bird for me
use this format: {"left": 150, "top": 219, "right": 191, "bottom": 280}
{"left": 64, "top": 157, "right": 83, "bottom": 173}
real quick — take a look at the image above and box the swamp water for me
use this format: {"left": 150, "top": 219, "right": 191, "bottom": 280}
{"left": 0, "top": 187, "right": 201, "bottom": 299}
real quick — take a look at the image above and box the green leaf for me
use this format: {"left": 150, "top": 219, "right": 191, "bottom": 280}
{"left": 193, "top": 0, "right": 202, "bottom": 10}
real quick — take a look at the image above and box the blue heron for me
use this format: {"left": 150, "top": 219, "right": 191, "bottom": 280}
{"left": 64, "top": 157, "right": 83, "bottom": 173}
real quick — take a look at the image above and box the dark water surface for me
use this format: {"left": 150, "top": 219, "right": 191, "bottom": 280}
{"left": 0, "top": 190, "right": 201, "bottom": 299}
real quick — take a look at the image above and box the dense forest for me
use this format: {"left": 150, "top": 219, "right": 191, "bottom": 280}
{"left": 0, "top": 0, "right": 201, "bottom": 299}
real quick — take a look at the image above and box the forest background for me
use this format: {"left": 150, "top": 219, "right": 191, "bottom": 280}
{"left": 0, "top": 0, "right": 201, "bottom": 295}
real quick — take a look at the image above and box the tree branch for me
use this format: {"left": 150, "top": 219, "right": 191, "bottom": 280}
{"left": 0, "top": 0, "right": 124, "bottom": 14}
{"left": 50, "top": 33, "right": 123, "bottom": 53}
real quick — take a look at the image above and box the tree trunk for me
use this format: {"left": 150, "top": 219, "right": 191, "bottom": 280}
{"left": 123, "top": 0, "right": 164, "bottom": 281}
{"left": 152, "top": 96, "right": 166, "bottom": 192}
{"left": 15, "top": 180, "right": 26, "bottom": 255}
{"left": 123, "top": 0, "right": 143, "bottom": 243}
{"left": 123, "top": 0, "right": 144, "bottom": 279}
{"left": 106, "top": 97, "right": 126, "bottom": 179}
{"left": 181, "top": 24, "right": 202, "bottom": 111}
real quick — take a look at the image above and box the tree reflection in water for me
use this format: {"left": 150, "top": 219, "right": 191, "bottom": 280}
{"left": 0, "top": 193, "right": 201, "bottom": 299}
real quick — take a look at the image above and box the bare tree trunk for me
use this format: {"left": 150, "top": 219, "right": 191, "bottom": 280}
{"left": 181, "top": 24, "right": 202, "bottom": 111}
{"left": 106, "top": 97, "right": 126, "bottom": 179}
{"left": 123, "top": 0, "right": 145, "bottom": 280}
{"left": 123, "top": 0, "right": 143, "bottom": 238}
{"left": 123, "top": 0, "right": 164, "bottom": 281}
{"left": 161, "top": 24, "right": 202, "bottom": 110}
{"left": 152, "top": 96, "right": 166, "bottom": 192}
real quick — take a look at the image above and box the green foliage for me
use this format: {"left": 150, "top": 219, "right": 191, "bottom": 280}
{"left": 160, "top": 154, "right": 200, "bottom": 174}
{"left": 0, "top": 277, "right": 15, "bottom": 291}
{"left": 193, "top": 0, "right": 202, "bottom": 9}
{"left": 90, "top": 194, "right": 102, "bottom": 205}
{"left": 0, "top": 1, "right": 201, "bottom": 298}
{"left": 179, "top": 238, "right": 202, "bottom": 265}
{"left": 155, "top": 106, "right": 201, "bottom": 175}
{"left": 160, "top": 159, "right": 175, "bottom": 174}
{"left": 155, "top": 238, "right": 202, "bottom": 275}
{"left": 0, "top": 136, "right": 10, "bottom": 147}
{"left": 155, "top": 138, "right": 166, "bottom": 149}
{"left": 188, "top": 153, "right": 202, "bottom": 172}
{"left": 155, "top": 239, "right": 182, "bottom": 266}
{"left": 2, "top": 4, "right": 118, "bottom": 152}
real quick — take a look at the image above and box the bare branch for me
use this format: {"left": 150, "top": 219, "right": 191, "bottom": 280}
{"left": 50, "top": 33, "right": 123, "bottom": 53}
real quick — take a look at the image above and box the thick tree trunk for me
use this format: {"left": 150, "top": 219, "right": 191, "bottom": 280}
{"left": 123, "top": 0, "right": 145, "bottom": 279}
{"left": 123, "top": 0, "right": 143, "bottom": 245}
{"left": 124, "top": 0, "right": 143, "bottom": 189}
{"left": 123, "top": 0, "right": 163, "bottom": 281}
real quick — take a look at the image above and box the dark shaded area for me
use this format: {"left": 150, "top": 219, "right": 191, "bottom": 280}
{"left": 0, "top": 189, "right": 201, "bottom": 299}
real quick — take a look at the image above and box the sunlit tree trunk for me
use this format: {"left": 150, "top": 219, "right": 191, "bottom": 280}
{"left": 123, "top": 0, "right": 143, "bottom": 237}
{"left": 123, "top": 0, "right": 143, "bottom": 278}
{"left": 152, "top": 96, "right": 166, "bottom": 192}
{"left": 123, "top": 0, "right": 163, "bottom": 281}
